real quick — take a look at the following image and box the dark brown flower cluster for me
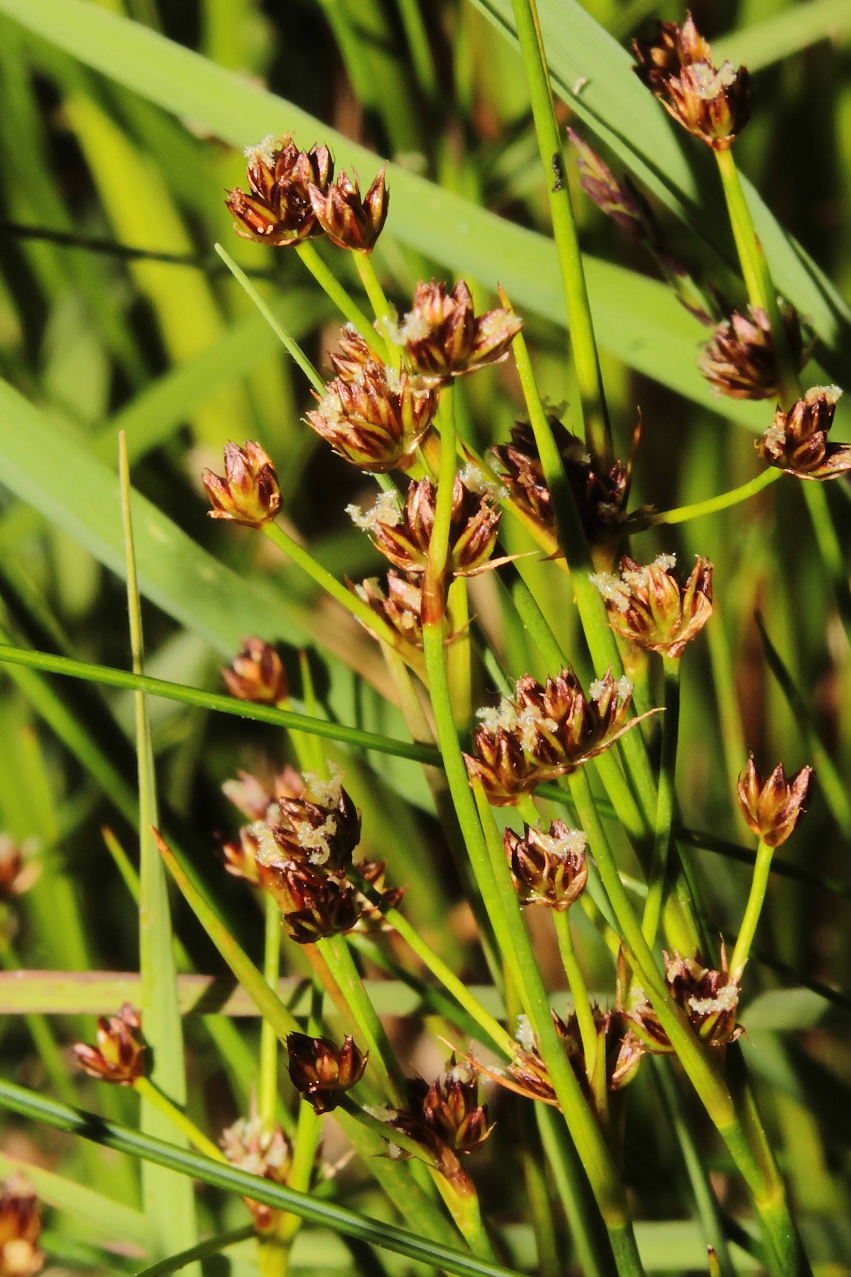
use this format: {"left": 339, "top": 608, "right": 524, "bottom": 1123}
{"left": 505, "top": 1008, "right": 642, "bottom": 1115}
{"left": 0, "top": 1176, "right": 44, "bottom": 1277}
{"left": 590, "top": 553, "right": 713, "bottom": 660}
{"left": 756, "top": 386, "right": 850, "bottom": 480}
{"left": 699, "top": 304, "right": 810, "bottom": 400}
{"left": 226, "top": 134, "right": 387, "bottom": 252}
{"left": 622, "top": 953, "right": 743, "bottom": 1052}
{"left": 465, "top": 669, "right": 641, "bottom": 806}
{"left": 737, "top": 756, "right": 813, "bottom": 848}
{"left": 389, "top": 1061, "right": 493, "bottom": 1190}
{"left": 490, "top": 420, "right": 635, "bottom": 549}
{"left": 204, "top": 441, "right": 281, "bottom": 527}
{"left": 307, "top": 331, "right": 440, "bottom": 472}
{"left": 348, "top": 477, "right": 500, "bottom": 578}
{"left": 220, "top": 1113, "right": 291, "bottom": 1232}
{"left": 504, "top": 820, "right": 588, "bottom": 910}
{"left": 633, "top": 14, "right": 751, "bottom": 150}
{"left": 286, "top": 1032, "right": 368, "bottom": 1114}
{"left": 222, "top": 637, "right": 288, "bottom": 705}
{"left": 351, "top": 571, "right": 427, "bottom": 650}
{"left": 221, "top": 767, "right": 403, "bottom": 943}
{"left": 395, "top": 280, "right": 522, "bottom": 386}
{"left": 73, "top": 1003, "right": 146, "bottom": 1085}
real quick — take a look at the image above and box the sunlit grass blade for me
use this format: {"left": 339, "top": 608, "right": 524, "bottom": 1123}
{"left": 119, "top": 436, "right": 198, "bottom": 1268}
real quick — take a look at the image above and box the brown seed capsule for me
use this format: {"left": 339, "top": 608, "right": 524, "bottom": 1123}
{"left": 623, "top": 952, "right": 743, "bottom": 1051}
{"left": 308, "top": 168, "right": 389, "bottom": 252}
{"left": 220, "top": 1113, "right": 291, "bottom": 1232}
{"left": 399, "top": 280, "right": 522, "bottom": 385}
{"left": 222, "top": 637, "right": 288, "bottom": 705}
{"left": 490, "top": 419, "right": 635, "bottom": 548}
{"left": 390, "top": 1061, "right": 493, "bottom": 1188}
{"left": 73, "top": 1004, "right": 146, "bottom": 1085}
{"left": 757, "top": 386, "right": 850, "bottom": 480}
{"left": 0, "top": 1175, "right": 44, "bottom": 1277}
{"left": 590, "top": 553, "right": 713, "bottom": 660}
{"left": 286, "top": 1032, "right": 368, "bottom": 1113}
{"left": 351, "top": 571, "right": 425, "bottom": 649}
{"left": 203, "top": 441, "right": 282, "bottom": 527}
{"left": 504, "top": 820, "right": 588, "bottom": 910}
{"left": 271, "top": 770, "right": 362, "bottom": 875}
{"left": 500, "top": 1007, "right": 641, "bottom": 1113}
{"left": 466, "top": 669, "right": 641, "bottom": 805}
{"left": 0, "top": 836, "right": 40, "bottom": 902}
{"left": 633, "top": 14, "right": 752, "bottom": 150}
{"left": 306, "top": 360, "right": 439, "bottom": 472}
{"left": 348, "top": 478, "right": 501, "bottom": 577}
{"left": 736, "top": 756, "right": 813, "bottom": 848}
{"left": 699, "top": 304, "right": 809, "bottom": 400}
{"left": 281, "top": 869, "right": 363, "bottom": 943}
{"left": 225, "top": 134, "right": 333, "bottom": 246}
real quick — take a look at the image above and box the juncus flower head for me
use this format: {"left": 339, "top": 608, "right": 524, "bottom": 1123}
{"left": 633, "top": 13, "right": 751, "bottom": 150}
{"left": 757, "top": 386, "right": 850, "bottom": 480}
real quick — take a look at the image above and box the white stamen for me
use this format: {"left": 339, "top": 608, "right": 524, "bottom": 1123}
{"left": 346, "top": 490, "right": 402, "bottom": 532}
{"left": 589, "top": 571, "right": 631, "bottom": 612}
{"left": 515, "top": 1015, "right": 536, "bottom": 1051}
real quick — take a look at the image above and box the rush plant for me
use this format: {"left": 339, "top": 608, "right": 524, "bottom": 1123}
{"left": 0, "top": 3, "right": 847, "bottom": 1277}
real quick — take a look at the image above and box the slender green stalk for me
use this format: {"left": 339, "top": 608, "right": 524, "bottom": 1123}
{"left": 318, "top": 933, "right": 407, "bottom": 1105}
{"left": 134, "top": 1077, "right": 225, "bottom": 1165}
{"left": 376, "top": 901, "right": 515, "bottom": 1057}
{"left": 473, "top": 790, "right": 642, "bottom": 1275}
{"left": 154, "top": 831, "right": 300, "bottom": 1041}
{"left": 652, "top": 1061, "right": 736, "bottom": 1277}
{"left": 132, "top": 1226, "right": 257, "bottom": 1277}
{"left": 535, "top": 1104, "right": 615, "bottom": 1275}
{"left": 641, "top": 656, "right": 680, "bottom": 947}
{"left": 568, "top": 769, "right": 805, "bottom": 1276}
{"left": 510, "top": 0, "right": 611, "bottom": 464}
{"left": 213, "top": 243, "right": 325, "bottom": 392}
{"left": 294, "top": 240, "right": 383, "bottom": 353}
{"left": 714, "top": 149, "right": 799, "bottom": 408}
{"left": 0, "top": 641, "right": 439, "bottom": 766}
{"left": 353, "top": 250, "right": 396, "bottom": 357}
{"left": 259, "top": 893, "right": 282, "bottom": 1132}
{"left": 0, "top": 1078, "right": 526, "bottom": 1277}
{"left": 729, "top": 838, "right": 775, "bottom": 980}
{"left": 419, "top": 393, "right": 638, "bottom": 1272}
{"left": 552, "top": 910, "right": 598, "bottom": 1078}
{"left": 262, "top": 522, "right": 421, "bottom": 671}
{"left": 651, "top": 466, "right": 783, "bottom": 525}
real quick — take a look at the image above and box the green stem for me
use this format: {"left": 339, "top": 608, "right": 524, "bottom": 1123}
{"left": 651, "top": 466, "right": 783, "bottom": 525}
{"left": 535, "top": 1105, "right": 614, "bottom": 1275}
{"left": 652, "top": 1061, "right": 736, "bottom": 1277}
{"left": 154, "top": 831, "right": 300, "bottom": 1041}
{"left": 134, "top": 1077, "right": 224, "bottom": 1164}
{"left": 422, "top": 393, "right": 640, "bottom": 1274}
{"left": 318, "top": 934, "right": 407, "bottom": 1106}
{"left": 552, "top": 910, "right": 598, "bottom": 1079}
{"left": 295, "top": 240, "right": 383, "bottom": 355}
{"left": 259, "top": 893, "right": 282, "bottom": 1131}
{"left": 261, "top": 522, "right": 421, "bottom": 671}
{"left": 729, "top": 838, "right": 775, "bottom": 980}
{"left": 380, "top": 902, "right": 515, "bottom": 1057}
{"left": 641, "top": 656, "right": 680, "bottom": 948}
{"left": 569, "top": 769, "right": 801, "bottom": 1273}
{"left": 353, "top": 250, "right": 396, "bottom": 358}
{"left": 714, "top": 148, "right": 800, "bottom": 408}
{"left": 510, "top": 0, "right": 611, "bottom": 465}
{"left": 214, "top": 243, "right": 324, "bottom": 393}
{"left": 473, "top": 790, "right": 642, "bottom": 1275}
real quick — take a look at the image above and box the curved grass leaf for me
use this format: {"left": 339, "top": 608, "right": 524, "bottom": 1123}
{"left": 0, "top": 0, "right": 820, "bottom": 421}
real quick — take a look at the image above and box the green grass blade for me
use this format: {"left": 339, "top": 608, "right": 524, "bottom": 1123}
{"left": 0, "top": 0, "right": 845, "bottom": 396}
{"left": 0, "top": 1079, "right": 526, "bottom": 1277}
{"left": 0, "top": 643, "right": 440, "bottom": 765}
{"left": 119, "top": 437, "right": 198, "bottom": 1267}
